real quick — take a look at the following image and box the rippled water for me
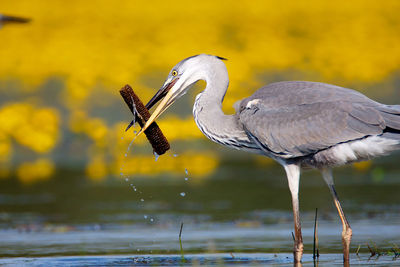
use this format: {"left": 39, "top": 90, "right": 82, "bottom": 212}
{"left": 1, "top": 253, "right": 398, "bottom": 266}
{"left": 0, "top": 159, "right": 399, "bottom": 265}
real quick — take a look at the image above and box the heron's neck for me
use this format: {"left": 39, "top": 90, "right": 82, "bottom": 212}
{"left": 192, "top": 69, "right": 252, "bottom": 150}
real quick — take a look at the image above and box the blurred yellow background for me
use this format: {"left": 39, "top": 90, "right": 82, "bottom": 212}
{"left": 1, "top": 0, "right": 399, "bottom": 183}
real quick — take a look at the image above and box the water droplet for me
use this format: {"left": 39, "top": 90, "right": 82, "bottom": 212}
{"left": 144, "top": 215, "right": 148, "bottom": 219}
{"left": 180, "top": 192, "right": 186, "bottom": 197}
{"left": 154, "top": 152, "right": 160, "bottom": 161}
{"left": 185, "top": 168, "right": 188, "bottom": 175}
{"left": 140, "top": 198, "right": 144, "bottom": 202}
{"left": 127, "top": 136, "right": 136, "bottom": 152}
{"left": 125, "top": 178, "right": 128, "bottom": 182}
{"left": 184, "top": 177, "right": 188, "bottom": 181}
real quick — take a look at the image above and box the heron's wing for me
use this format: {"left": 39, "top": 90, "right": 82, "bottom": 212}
{"left": 238, "top": 81, "right": 387, "bottom": 158}
{"left": 240, "top": 81, "right": 379, "bottom": 110}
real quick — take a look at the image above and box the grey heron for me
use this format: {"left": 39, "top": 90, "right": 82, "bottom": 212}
{"left": 137, "top": 54, "right": 400, "bottom": 263}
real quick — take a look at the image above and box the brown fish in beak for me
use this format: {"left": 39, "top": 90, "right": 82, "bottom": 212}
{"left": 119, "top": 84, "right": 170, "bottom": 155}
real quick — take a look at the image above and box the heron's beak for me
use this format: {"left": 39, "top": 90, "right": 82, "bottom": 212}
{"left": 145, "top": 78, "right": 178, "bottom": 110}
{"left": 136, "top": 77, "right": 179, "bottom": 136}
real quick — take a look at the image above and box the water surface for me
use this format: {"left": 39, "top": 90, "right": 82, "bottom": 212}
{"left": 0, "top": 160, "right": 399, "bottom": 265}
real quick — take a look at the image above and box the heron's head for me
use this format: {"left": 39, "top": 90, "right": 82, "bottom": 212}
{"left": 137, "top": 54, "right": 227, "bottom": 136}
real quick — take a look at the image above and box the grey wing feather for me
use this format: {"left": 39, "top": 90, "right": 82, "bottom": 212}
{"left": 375, "top": 105, "right": 400, "bottom": 129}
{"left": 238, "top": 81, "right": 397, "bottom": 158}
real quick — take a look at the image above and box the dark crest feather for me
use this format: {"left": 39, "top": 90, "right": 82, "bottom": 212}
{"left": 216, "top": 56, "right": 228, "bottom": 61}
{"left": 184, "top": 54, "right": 228, "bottom": 62}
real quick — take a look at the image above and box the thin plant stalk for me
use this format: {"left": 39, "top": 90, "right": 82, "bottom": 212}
{"left": 313, "top": 208, "right": 319, "bottom": 259}
{"left": 179, "top": 222, "right": 185, "bottom": 262}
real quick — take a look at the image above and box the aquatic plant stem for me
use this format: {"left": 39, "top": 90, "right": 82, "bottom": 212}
{"left": 313, "top": 208, "right": 319, "bottom": 259}
{"left": 179, "top": 222, "right": 185, "bottom": 262}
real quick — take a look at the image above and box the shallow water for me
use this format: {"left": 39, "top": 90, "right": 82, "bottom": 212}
{"left": 0, "top": 254, "right": 398, "bottom": 266}
{"left": 1, "top": 213, "right": 399, "bottom": 256}
{"left": 0, "top": 160, "right": 399, "bottom": 265}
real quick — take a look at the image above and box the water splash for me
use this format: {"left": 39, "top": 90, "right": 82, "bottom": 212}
{"left": 173, "top": 154, "right": 178, "bottom": 157}
{"left": 180, "top": 192, "right": 186, "bottom": 197}
{"left": 150, "top": 218, "right": 154, "bottom": 222}
{"left": 140, "top": 198, "right": 144, "bottom": 202}
{"left": 185, "top": 168, "right": 189, "bottom": 175}
{"left": 129, "top": 97, "right": 137, "bottom": 129}
{"left": 127, "top": 135, "right": 137, "bottom": 152}
{"left": 184, "top": 177, "right": 189, "bottom": 181}
{"left": 154, "top": 152, "right": 160, "bottom": 162}
{"left": 144, "top": 215, "right": 148, "bottom": 219}
{"left": 120, "top": 133, "right": 137, "bottom": 182}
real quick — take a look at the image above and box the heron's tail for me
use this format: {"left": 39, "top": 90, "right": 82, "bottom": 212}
{"left": 378, "top": 104, "right": 400, "bottom": 145}
{"left": 377, "top": 105, "right": 400, "bottom": 128}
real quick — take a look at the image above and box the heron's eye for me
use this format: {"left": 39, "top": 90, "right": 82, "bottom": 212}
{"left": 172, "top": 70, "right": 178, "bottom": 76}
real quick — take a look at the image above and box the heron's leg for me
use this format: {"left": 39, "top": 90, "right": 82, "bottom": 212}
{"left": 321, "top": 168, "right": 352, "bottom": 263}
{"left": 284, "top": 164, "right": 303, "bottom": 263}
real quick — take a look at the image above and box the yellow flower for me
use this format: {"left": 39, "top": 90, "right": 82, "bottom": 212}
{"left": 17, "top": 158, "right": 55, "bottom": 184}
{"left": 0, "top": 103, "right": 60, "bottom": 153}
{"left": 0, "top": 132, "right": 12, "bottom": 162}
{"left": 2, "top": 0, "right": 400, "bottom": 183}
{"left": 2, "top": 0, "right": 400, "bottom": 101}
{"left": 69, "top": 111, "right": 108, "bottom": 147}
{"left": 353, "top": 161, "right": 372, "bottom": 172}
{"left": 115, "top": 151, "right": 219, "bottom": 179}
{"left": 86, "top": 155, "right": 108, "bottom": 181}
